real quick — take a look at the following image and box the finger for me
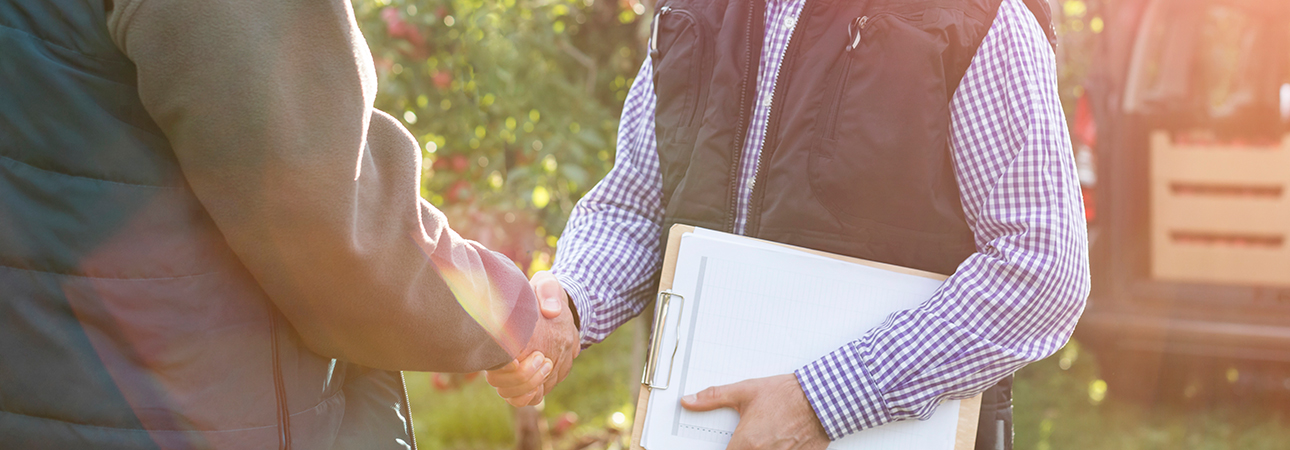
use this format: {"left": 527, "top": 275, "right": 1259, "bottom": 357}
{"left": 557, "top": 351, "right": 575, "bottom": 382}
{"left": 680, "top": 383, "right": 746, "bottom": 412}
{"left": 506, "top": 385, "right": 543, "bottom": 408}
{"left": 484, "top": 352, "right": 546, "bottom": 389}
{"left": 526, "top": 388, "right": 545, "bottom": 406}
{"left": 542, "top": 362, "right": 560, "bottom": 394}
{"left": 543, "top": 351, "right": 575, "bottom": 394}
{"left": 483, "top": 361, "right": 521, "bottom": 387}
{"left": 496, "top": 358, "right": 553, "bottom": 398}
{"left": 483, "top": 352, "right": 541, "bottom": 384}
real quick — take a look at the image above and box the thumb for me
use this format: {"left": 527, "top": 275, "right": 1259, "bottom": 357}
{"left": 680, "top": 383, "right": 747, "bottom": 412}
{"left": 531, "top": 271, "right": 566, "bottom": 319}
{"left": 538, "top": 292, "right": 563, "bottom": 320}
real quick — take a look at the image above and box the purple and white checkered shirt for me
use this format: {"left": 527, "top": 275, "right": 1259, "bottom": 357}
{"left": 552, "top": 0, "right": 1089, "bottom": 440}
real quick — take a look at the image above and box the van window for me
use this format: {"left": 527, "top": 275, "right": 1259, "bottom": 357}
{"left": 1124, "top": 0, "right": 1290, "bottom": 139}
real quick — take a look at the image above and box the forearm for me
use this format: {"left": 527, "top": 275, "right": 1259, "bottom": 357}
{"left": 796, "top": 241, "right": 1088, "bottom": 437}
{"left": 551, "top": 193, "right": 664, "bottom": 347}
{"left": 109, "top": 0, "right": 536, "bottom": 372}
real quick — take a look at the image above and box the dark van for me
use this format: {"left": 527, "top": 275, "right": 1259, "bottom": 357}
{"left": 1074, "top": 0, "right": 1290, "bottom": 401}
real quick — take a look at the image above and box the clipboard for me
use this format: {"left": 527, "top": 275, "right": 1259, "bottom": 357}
{"left": 628, "top": 224, "right": 981, "bottom": 450}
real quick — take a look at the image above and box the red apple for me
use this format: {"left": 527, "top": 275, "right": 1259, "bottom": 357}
{"left": 431, "top": 373, "right": 452, "bottom": 391}
{"left": 552, "top": 411, "right": 578, "bottom": 437}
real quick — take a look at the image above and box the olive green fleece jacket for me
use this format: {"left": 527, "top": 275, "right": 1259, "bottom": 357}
{"left": 105, "top": 0, "right": 538, "bottom": 370}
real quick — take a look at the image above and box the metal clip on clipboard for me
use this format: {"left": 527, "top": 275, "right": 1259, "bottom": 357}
{"left": 641, "top": 290, "right": 684, "bottom": 390}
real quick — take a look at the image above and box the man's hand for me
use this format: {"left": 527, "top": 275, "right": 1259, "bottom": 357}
{"left": 485, "top": 271, "right": 580, "bottom": 406}
{"left": 681, "top": 374, "right": 830, "bottom": 450}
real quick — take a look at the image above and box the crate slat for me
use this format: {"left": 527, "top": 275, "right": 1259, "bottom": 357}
{"left": 1149, "top": 131, "right": 1290, "bottom": 287}
{"left": 1152, "top": 196, "right": 1290, "bottom": 233}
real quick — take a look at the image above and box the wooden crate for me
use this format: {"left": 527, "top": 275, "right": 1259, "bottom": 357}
{"left": 1150, "top": 131, "right": 1290, "bottom": 287}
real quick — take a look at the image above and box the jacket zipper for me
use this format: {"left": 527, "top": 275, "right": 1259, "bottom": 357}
{"left": 401, "top": 372, "right": 417, "bottom": 450}
{"left": 269, "top": 314, "right": 292, "bottom": 450}
{"left": 745, "top": 0, "right": 815, "bottom": 235}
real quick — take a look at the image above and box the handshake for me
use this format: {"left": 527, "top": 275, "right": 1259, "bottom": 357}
{"left": 484, "top": 270, "right": 582, "bottom": 407}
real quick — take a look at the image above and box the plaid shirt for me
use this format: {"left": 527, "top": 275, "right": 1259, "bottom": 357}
{"left": 551, "top": 0, "right": 1089, "bottom": 440}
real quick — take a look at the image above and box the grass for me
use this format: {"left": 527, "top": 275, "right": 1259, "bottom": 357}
{"left": 1013, "top": 340, "right": 1290, "bottom": 450}
{"left": 404, "top": 317, "right": 644, "bottom": 450}
{"left": 404, "top": 328, "right": 1290, "bottom": 450}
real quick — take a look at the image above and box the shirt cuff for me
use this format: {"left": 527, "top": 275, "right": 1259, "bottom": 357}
{"left": 794, "top": 344, "right": 893, "bottom": 440}
{"left": 550, "top": 270, "right": 598, "bottom": 348}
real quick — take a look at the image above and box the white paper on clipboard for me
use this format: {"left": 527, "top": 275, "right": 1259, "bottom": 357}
{"left": 638, "top": 230, "right": 968, "bottom": 450}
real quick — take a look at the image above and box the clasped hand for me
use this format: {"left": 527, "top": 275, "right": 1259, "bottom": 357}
{"left": 484, "top": 274, "right": 829, "bottom": 450}
{"left": 484, "top": 271, "right": 580, "bottom": 407}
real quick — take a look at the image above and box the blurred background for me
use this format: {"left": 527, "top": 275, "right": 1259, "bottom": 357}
{"left": 353, "top": 0, "right": 1290, "bottom": 448}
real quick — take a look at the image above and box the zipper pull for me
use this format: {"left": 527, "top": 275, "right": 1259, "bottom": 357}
{"left": 650, "top": 6, "right": 673, "bottom": 54}
{"left": 847, "top": 15, "right": 869, "bottom": 51}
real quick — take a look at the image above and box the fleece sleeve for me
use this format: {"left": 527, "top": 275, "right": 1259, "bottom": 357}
{"left": 107, "top": 0, "right": 538, "bottom": 372}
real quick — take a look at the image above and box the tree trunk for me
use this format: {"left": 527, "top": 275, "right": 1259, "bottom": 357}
{"left": 515, "top": 406, "right": 545, "bottom": 450}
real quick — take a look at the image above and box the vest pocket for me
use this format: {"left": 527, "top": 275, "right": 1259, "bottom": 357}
{"left": 809, "top": 9, "right": 957, "bottom": 233}
{"left": 822, "top": 11, "right": 928, "bottom": 140}
{"left": 651, "top": 6, "right": 706, "bottom": 130}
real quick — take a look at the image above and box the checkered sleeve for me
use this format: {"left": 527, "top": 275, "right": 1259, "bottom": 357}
{"left": 795, "top": 0, "right": 1091, "bottom": 439}
{"left": 550, "top": 59, "right": 666, "bottom": 347}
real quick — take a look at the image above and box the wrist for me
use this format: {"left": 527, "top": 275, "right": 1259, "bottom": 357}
{"left": 795, "top": 348, "right": 892, "bottom": 440}
{"left": 566, "top": 296, "right": 581, "bottom": 330}
{"left": 551, "top": 271, "right": 592, "bottom": 334}
{"left": 786, "top": 373, "right": 830, "bottom": 441}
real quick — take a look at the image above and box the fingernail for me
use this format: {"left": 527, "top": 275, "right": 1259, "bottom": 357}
{"left": 530, "top": 355, "right": 544, "bottom": 370}
{"left": 681, "top": 394, "right": 696, "bottom": 404}
{"left": 541, "top": 360, "right": 553, "bottom": 376}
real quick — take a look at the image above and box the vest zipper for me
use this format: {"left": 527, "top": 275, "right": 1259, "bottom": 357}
{"left": 745, "top": 0, "right": 814, "bottom": 236}
{"left": 269, "top": 314, "right": 292, "bottom": 450}
{"left": 847, "top": 15, "right": 871, "bottom": 51}
{"left": 825, "top": 13, "right": 884, "bottom": 139}
{"left": 724, "top": 0, "right": 764, "bottom": 233}
{"left": 649, "top": 6, "right": 672, "bottom": 55}
{"left": 824, "top": 48, "right": 859, "bottom": 138}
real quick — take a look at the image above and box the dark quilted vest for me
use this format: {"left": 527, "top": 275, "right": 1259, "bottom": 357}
{"left": 654, "top": 0, "right": 1022, "bottom": 275}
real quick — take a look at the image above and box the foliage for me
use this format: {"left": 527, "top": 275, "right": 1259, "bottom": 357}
{"left": 1054, "top": 0, "right": 1105, "bottom": 115}
{"left": 353, "top": 1, "right": 650, "bottom": 447}
{"left": 353, "top": 0, "right": 650, "bottom": 447}
{"left": 353, "top": 0, "right": 648, "bottom": 266}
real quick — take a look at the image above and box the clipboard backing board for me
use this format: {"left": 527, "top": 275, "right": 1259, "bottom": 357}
{"left": 628, "top": 224, "right": 981, "bottom": 450}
